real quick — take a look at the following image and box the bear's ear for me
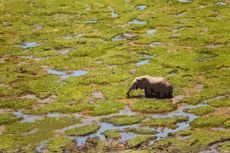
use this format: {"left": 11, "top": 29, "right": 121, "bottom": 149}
{"left": 141, "top": 77, "right": 148, "bottom": 83}
{"left": 136, "top": 78, "right": 141, "bottom": 83}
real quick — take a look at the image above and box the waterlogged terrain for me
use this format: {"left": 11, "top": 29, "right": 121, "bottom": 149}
{"left": 0, "top": 0, "right": 230, "bottom": 152}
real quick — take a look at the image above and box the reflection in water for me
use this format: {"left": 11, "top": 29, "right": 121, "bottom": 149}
{"left": 128, "top": 19, "right": 147, "bottom": 25}
{"left": 215, "top": 2, "right": 226, "bottom": 5}
{"left": 45, "top": 95, "right": 229, "bottom": 148}
{"left": 136, "top": 5, "right": 147, "bottom": 11}
{"left": 136, "top": 54, "right": 154, "bottom": 66}
{"left": 111, "top": 9, "right": 119, "bottom": 18}
{"left": 18, "top": 42, "right": 39, "bottom": 49}
{"left": 47, "top": 69, "right": 88, "bottom": 79}
{"left": 147, "top": 29, "right": 156, "bottom": 36}
{"left": 136, "top": 59, "right": 150, "bottom": 66}
{"left": 13, "top": 111, "right": 43, "bottom": 123}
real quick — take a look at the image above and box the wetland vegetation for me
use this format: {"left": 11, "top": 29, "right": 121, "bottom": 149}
{"left": 0, "top": 0, "right": 230, "bottom": 152}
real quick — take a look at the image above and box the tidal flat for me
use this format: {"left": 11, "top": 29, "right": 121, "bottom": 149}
{"left": 0, "top": 0, "right": 230, "bottom": 152}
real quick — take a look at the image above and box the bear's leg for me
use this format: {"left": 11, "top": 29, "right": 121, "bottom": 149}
{"left": 159, "top": 92, "right": 164, "bottom": 99}
{"left": 145, "top": 88, "right": 153, "bottom": 98}
{"left": 155, "top": 91, "right": 160, "bottom": 98}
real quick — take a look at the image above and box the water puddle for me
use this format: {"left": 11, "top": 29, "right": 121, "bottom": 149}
{"left": 136, "top": 60, "right": 150, "bottom": 66}
{"left": 150, "top": 42, "right": 161, "bottom": 48}
{"left": 111, "top": 9, "right": 119, "bottom": 18}
{"left": 47, "top": 69, "right": 88, "bottom": 79}
{"left": 56, "top": 95, "right": 224, "bottom": 148}
{"left": 47, "top": 113, "right": 65, "bottom": 118}
{"left": 85, "top": 20, "right": 97, "bottom": 24}
{"left": 148, "top": 103, "right": 208, "bottom": 144}
{"left": 13, "top": 111, "right": 43, "bottom": 123}
{"left": 178, "top": 0, "right": 192, "bottom": 3}
{"left": 36, "top": 140, "right": 48, "bottom": 153}
{"left": 128, "top": 19, "right": 147, "bottom": 25}
{"left": 136, "top": 5, "right": 147, "bottom": 11}
{"left": 136, "top": 55, "right": 154, "bottom": 66}
{"left": 119, "top": 132, "right": 141, "bottom": 142}
{"left": 18, "top": 42, "right": 39, "bottom": 49}
{"left": 146, "top": 29, "right": 156, "bottom": 36}
{"left": 112, "top": 33, "right": 133, "bottom": 41}
{"left": 92, "top": 91, "right": 104, "bottom": 99}
{"left": 74, "top": 123, "right": 139, "bottom": 146}
{"left": 215, "top": 2, "right": 226, "bottom": 5}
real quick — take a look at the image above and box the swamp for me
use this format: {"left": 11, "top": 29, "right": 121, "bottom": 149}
{"left": 0, "top": 0, "right": 230, "bottom": 152}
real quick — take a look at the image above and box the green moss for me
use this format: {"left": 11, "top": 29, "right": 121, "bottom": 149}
{"left": 174, "top": 130, "right": 192, "bottom": 137}
{"left": 127, "top": 136, "right": 155, "bottom": 148}
{"left": 25, "top": 102, "right": 92, "bottom": 114}
{"left": 224, "top": 120, "right": 230, "bottom": 129}
{"left": 90, "top": 100, "right": 124, "bottom": 116}
{"left": 102, "top": 115, "right": 142, "bottom": 126}
{"left": 0, "top": 86, "right": 22, "bottom": 97}
{"left": 103, "top": 130, "right": 121, "bottom": 139}
{"left": 0, "top": 135, "right": 18, "bottom": 152}
{"left": 47, "top": 137, "right": 72, "bottom": 152}
{"left": 66, "top": 124, "right": 100, "bottom": 136}
{"left": 12, "top": 76, "right": 60, "bottom": 98}
{"left": 124, "top": 128, "right": 157, "bottom": 135}
{"left": 143, "top": 116, "right": 189, "bottom": 129}
{"left": 130, "top": 99, "right": 176, "bottom": 113}
{"left": 218, "top": 142, "right": 230, "bottom": 152}
{"left": 185, "top": 106, "right": 215, "bottom": 116}
{"left": 6, "top": 122, "right": 34, "bottom": 134}
{"left": 0, "top": 98, "right": 36, "bottom": 109}
{"left": 0, "top": 113, "right": 21, "bottom": 125}
{"left": 208, "top": 97, "right": 230, "bottom": 107}
{"left": 191, "top": 115, "right": 230, "bottom": 128}
{"left": 151, "top": 129, "right": 230, "bottom": 153}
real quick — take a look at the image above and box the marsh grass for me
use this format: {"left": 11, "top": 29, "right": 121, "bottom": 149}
{"left": 0, "top": 0, "right": 229, "bottom": 151}
{"left": 143, "top": 116, "right": 189, "bottom": 128}
{"left": 0, "top": 98, "right": 36, "bottom": 109}
{"left": 102, "top": 115, "right": 143, "bottom": 126}
{"left": 130, "top": 99, "right": 176, "bottom": 113}
{"left": 66, "top": 124, "right": 100, "bottom": 136}
{"left": 103, "top": 129, "right": 121, "bottom": 139}
{"left": 184, "top": 106, "right": 215, "bottom": 116}
{"left": 191, "top": 115, "right": 230, "bottom": 128}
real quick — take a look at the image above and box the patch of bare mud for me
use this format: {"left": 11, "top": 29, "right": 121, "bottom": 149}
{"left": 0, "top": 126, "right": 5, "bottom": 135}
{"left": 171, "top": 95, "right": 185, "bottom": 104}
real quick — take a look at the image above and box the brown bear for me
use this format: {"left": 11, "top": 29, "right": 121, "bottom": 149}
{"left": 126, "top": 75, "right": 173, "bottom": 98}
